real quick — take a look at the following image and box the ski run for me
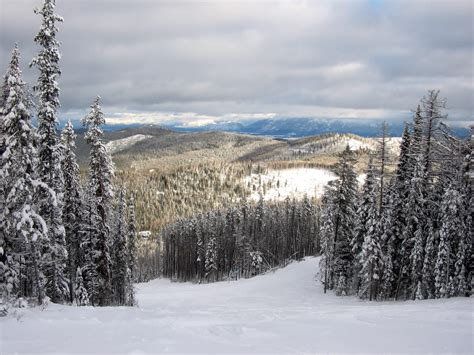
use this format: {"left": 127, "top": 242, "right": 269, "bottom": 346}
{"left": 2, "top": 257, "right": 472, "bottom": 354}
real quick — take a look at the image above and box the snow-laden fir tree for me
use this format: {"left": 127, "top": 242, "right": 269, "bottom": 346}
{"left": 80, "top": 187, "right": 100, "bottom": 304}
{"left": 30, "top": 0, "right": 69, "bottom": 303}
{"left": 420, "top": 221, "right": 436, "bottom": 299}
{"left": 385, "top": 124, "right": 411, "bottom": 292}
{"left": 126, "top": 196, "right": 137, "bottom": 306}
{"left": 397, "top": 154, "right": 426, "bottom": 300}
{"left": 377, "top": 181, "right": 395, "bottom": 300}
{"left": 61, "top": 120, "right": 83, "bottom": 303}
{"left": 319, "top": 184, "right": 336, "bottom": 292}
{"left": 351, "top": 159, "right": 377, "bottom": 293}
{"left": 205, "top": 237, "right": 218, "bottom": 282}
{"left": 434, "top": 186, "right": 465, "bottom": 298}
{"left": 321, "top": 145, "right": 358, "bottom": 296}
{"left": 81, "top": 96, "right": 115, "bottom": 306}
{"left": 0, "top": 46, "right": 47, "bottom": 306}
{"left": 453, "top": 228, "right": 469, "bottom": 297}
{"left": 112, "top": 188, "right": 128, "bottom": 305}
{"left": 74, "top": 266, "right": 89, "bottom": 306}
{"left": 357, "top": 161, "right": 384, "bottom": 300}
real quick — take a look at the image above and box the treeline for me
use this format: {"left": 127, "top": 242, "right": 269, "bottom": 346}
{"left": 118, "top": 163, "right": 252, "bottom": 233}
{"left": 320, "top": 91, "right": 472, "bottom": 300}
{"left": 0, "top": 0, "right": 137, "bottom": 312}
{"left": 117, "top": 163, "right": 252, "bottom": 282}
{"left": 162, "top": 196, "right": 320, "bottom": 282}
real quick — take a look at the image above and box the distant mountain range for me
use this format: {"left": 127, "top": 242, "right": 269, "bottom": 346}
{"left": 160, "top": 118, "right": 469, "bottom": 138}
{"left": 70, "top": 117, "right": 469, "bottom": 139}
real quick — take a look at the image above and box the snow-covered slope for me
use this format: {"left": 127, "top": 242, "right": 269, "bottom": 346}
{"left": 290, "top": 134, "right": 401, "bottom": 156}
{"left": 245, "top": 168, "right": 367, "bottom": 201}
{"left": 105, "top": 134, "right": 153, "bottom": 154}
{"left": 2, "top": 258, "right": 471, "bottom": 354}
{"left": 245, "top": 168, "right": 337, "bottom": 201}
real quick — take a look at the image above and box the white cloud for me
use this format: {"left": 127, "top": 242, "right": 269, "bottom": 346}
{"left": 1, "top": 0, "right": 472, "bottom": 125}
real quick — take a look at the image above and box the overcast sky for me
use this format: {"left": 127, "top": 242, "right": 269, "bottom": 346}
{"left": 1, "top": 0, "right": 472, "bottom": 126}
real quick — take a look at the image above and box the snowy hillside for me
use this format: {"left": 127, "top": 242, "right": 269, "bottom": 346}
{"left": 245, "top": 168, "right": 337, "bottom": 201}
{"left": 289, "top": 134, "right": 401, "bottom": 156}
{"left": 245, "top": 168, "right": 366, "bottom": 201}
{"left": 2, "top": 257, "right": 471, "bottom": 354}
{"left": 105, "top": 134, "right": 153, "bottom": 154}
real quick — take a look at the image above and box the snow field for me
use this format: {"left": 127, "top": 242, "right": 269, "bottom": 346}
{"left": 1, "top": 257, "right": 472, "bottom": 354}
{"left": 105, "top": 134, "right": 153, "bottom": 154}
{"left": 245, "top": 168, "right": 367, "bottom": 202}
{"left": 245, "top": 168, "right": 337, "bottom": 201}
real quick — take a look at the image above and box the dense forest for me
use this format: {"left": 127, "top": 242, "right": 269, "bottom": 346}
{"left": 319, "top": 92, "right": 472, "bottom": 300}
{"left": 0, "top": 0, "right": 137, "bottom": 311}
{"left": 162, "top": 196, "right": 319, "bottom": 282}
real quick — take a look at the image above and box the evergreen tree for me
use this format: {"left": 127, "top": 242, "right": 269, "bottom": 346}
{"left": 397, "top": 155, "right": 426, "bottom": 300}
{"left": 61, "top": 121, "right": 83, "bottom": 303}
{"left": 80, "top": 188, "right": 100, "bottom": 305}
{"left": 0, "top": 46, "right": 47, "bottom": 305}
{"left": 323, "top": 145, "right": 358, "bottom": 295}
{"left": 320, "top": 183, "right": 336, "bottom": 292}
{"left": 30, "top": 0, "right": 69, "bottom": 304}
{"left": 435, "top": 187, "right": 464, "bottom": 298}
{"left": 126, "top": 196, "right": 137, "bottom": 306}
{"left": 420, "top": 221, "right": 436, "bottom": 299}
{"left": 384, "top": 124, "right": 412, "bottom": 299}
{"left": 352, "top": 159, "right": 377, "bottom": 293}
{"left": 357, "top": 161, "right": 384, "bottom": 300}
{"left": 377, "top": 122, "right": 390, "bottom": 214}
{"left": 112, "top": 188, "right": 128, "bottom": 305}
{"left": 205, "top": 237, "right": 218, "bottom": 282}
{"left": 453, "top": 230, "right": 469, "bottom": 297}
{"left": 81, "top": 96, "right": 115, "bottom": 306}
{"left": 74, "top": 267, "right": 89, "bottom": 306}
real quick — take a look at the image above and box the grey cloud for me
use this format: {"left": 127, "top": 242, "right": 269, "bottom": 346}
{"left": 1, "top": 0, "right": 472, "bottom": 125}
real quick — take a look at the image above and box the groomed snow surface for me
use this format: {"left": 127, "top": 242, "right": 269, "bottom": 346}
{"left": 1, "top": 257, "right": 472, "bottom": 354}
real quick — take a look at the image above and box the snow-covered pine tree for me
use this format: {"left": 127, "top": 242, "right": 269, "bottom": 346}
{"left": 319, "top": 183, "right": 336, "bottom": 293}
{"left": 331, "top": 145, "right": 358, "bottom": 296}
{"left": 61, "top": 120, "right": 83, "bottom": 303}
{"left": 357, "top": 161, "right": 384, "bottom": 300}
{"left": 205, "top": 237, "right": 218, "bottom": 282}
{"left": 80, "top": 187, "right": 100, "bottom": 304}
{"left": 434, "top": 186, "right": 465, "bottom": 298}
{"left": 397, "top": 154, "right": 426, "bottom": 300}
{"left": 0, "top": 46, "right": 47, "bottom": 305}
{"left": 30, "top": 0, "right": 69, "bottom": 304}
{"left": 81, "top": 96, "right": 115, "bottom": 306}
{"left": 126, "top": 196, "right": 137, "bottom": 306}
{"left": 74, "top": 266, "right": 89, "bottom": 306}
{"left": 351, "top": 159, "right": 377, "bottom": 293}
{"left": 377, "top": 179, "right": 395, "bottom": 300}
{"left": 383, "top": 124, "right": 412, "bottom": 299}
{"left": 453, "top": 228, "right": 469, "bottom": 297}
{"left": 112, "top": 188, "right": 128, "bottom": 305}
{"left": 420, "top": 220, "right": 436, "bottom": 299}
